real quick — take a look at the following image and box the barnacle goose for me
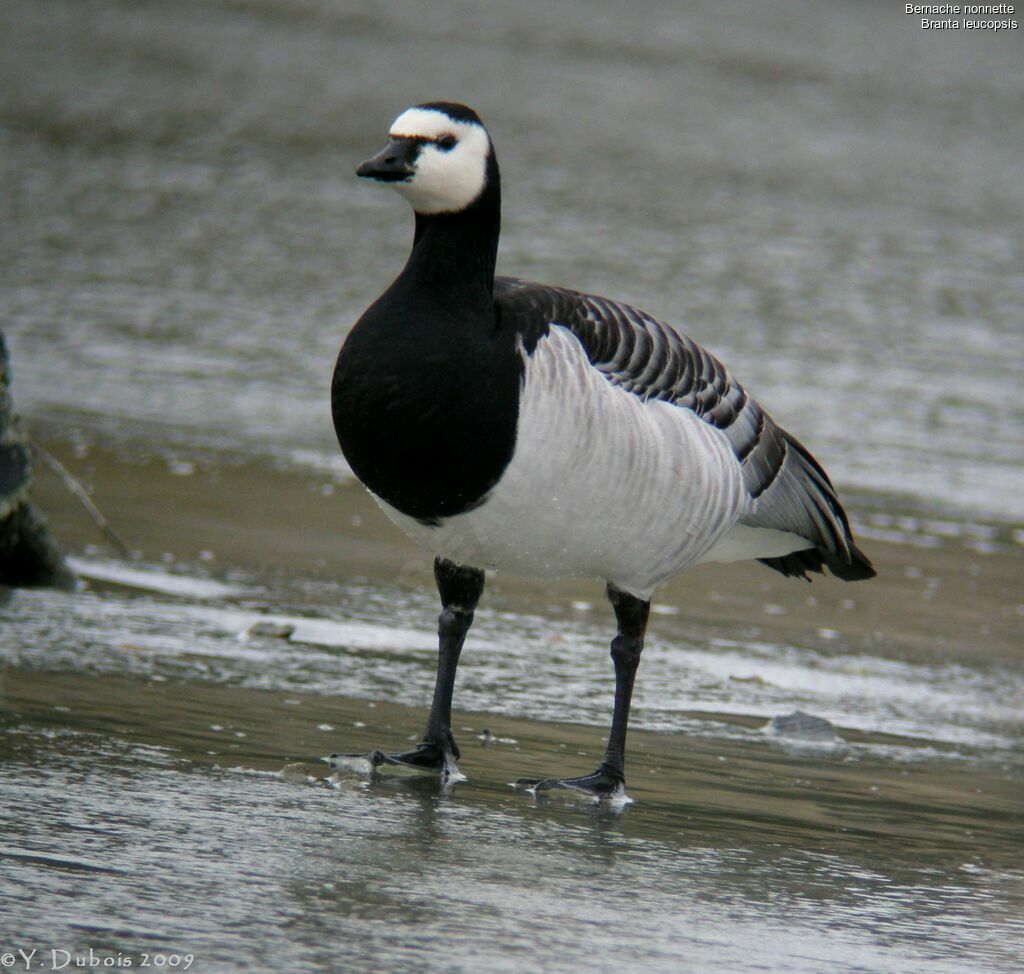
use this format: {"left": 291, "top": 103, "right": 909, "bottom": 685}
{"left": 330, "top": 102, "right": 874, "bottom": 800}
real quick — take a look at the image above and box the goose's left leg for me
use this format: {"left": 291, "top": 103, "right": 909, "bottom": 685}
{"left": 517, "top": 583, "right": 650, "bottom": 800}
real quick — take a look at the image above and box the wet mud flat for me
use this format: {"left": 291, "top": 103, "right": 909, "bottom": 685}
{"left": 1, "top": 430, "right": 1022, "bottom": 973}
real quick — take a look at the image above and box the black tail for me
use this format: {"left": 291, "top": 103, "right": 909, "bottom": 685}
{"left": 759, "top": 540, "right": 875, "bottom": 582}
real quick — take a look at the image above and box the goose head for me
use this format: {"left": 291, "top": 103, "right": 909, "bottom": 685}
{"left": 356, "top": 102, "right": 495, "bottom": 216}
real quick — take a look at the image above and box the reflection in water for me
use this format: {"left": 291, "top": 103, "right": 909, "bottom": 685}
{"left": 2, "top": 700, "right": 1022, "bottom": 974}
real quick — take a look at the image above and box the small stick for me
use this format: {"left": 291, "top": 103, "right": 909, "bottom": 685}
{"left": 30, "top": 442, "right": 132, "bottom": 558}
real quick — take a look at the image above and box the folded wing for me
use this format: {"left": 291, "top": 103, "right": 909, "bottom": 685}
{"left": 495, "top": 276, "right": 874, "bottom": 580}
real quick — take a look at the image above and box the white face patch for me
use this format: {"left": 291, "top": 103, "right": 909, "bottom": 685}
{"left": 386, "top": 107, "right": 491, "bottom": 215}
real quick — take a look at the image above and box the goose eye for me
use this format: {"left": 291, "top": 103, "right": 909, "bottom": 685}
{"left": 437, "top": 134, "right": 457, "bottom": 151}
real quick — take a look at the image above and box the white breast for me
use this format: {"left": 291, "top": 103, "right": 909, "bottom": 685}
{"left": 377, "top": 327, "right": 757, "bottom": 599}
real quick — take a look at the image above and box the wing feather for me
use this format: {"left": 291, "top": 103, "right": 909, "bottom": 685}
{"left": 494, "top": 276, "right": 874, "bottom": 581}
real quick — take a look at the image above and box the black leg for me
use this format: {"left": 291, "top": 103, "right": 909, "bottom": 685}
{"left": 599, "top": 583, "right": 650, "bottom": 780}
{"left": 517, "top": 583, "right": 650, "bottom": 800}
{"left": 329, "top": 557, "right": 484, "bottom": 780}
{"left": 387, "top": 557, "right": 485, "bottom": 771}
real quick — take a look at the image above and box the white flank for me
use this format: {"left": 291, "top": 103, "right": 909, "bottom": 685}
{"left": 378, "top": 327, "right": 780, "bottom": 599}
{"left": 697, "top": 522, "right": 811, "bottom": 565}
{"left": 387, "top": 107, "right": 491, "bottom": 215}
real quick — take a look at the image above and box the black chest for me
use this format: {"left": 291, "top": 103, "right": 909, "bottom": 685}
{"left": 331, "top": 290, "right": 521, "bottom": 524}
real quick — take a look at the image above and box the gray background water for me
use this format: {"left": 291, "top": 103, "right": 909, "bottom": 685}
{"left": 2, "top": 2, "right": 1023, "bottom": 973}
{"left": 3, "top": 0, "right": 1022, "bottom": 521}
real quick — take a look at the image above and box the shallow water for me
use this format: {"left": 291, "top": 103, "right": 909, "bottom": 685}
{"left": 3, "top": 618, "right": 1023, "bottom": 974}
{"left": 2, "top": 1, "right": 1023, "bottom": 972}
{"left": 3, "top": 684, "right": 1022, "bottom": 974}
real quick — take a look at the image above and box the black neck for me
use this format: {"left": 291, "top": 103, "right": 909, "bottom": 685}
{"left": 400, "top": 157, "right": 501, "bottom": 312}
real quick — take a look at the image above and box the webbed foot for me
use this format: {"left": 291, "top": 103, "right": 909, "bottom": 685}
{"left": 327, "top": 735, "right": 462, "bottom": 781}
{"left": 514, "top": 764, "right": 628, "bottom": 802}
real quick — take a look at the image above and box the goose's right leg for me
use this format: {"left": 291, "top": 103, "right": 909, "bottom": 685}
{"left": 329, "top": 557, "right": 484, "bottom": 782}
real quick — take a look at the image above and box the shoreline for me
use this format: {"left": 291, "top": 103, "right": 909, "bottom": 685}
{"left": 27, "top": 418, "right": 1024, "bottom": 670}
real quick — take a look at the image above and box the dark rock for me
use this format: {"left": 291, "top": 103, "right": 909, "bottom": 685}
{"left": 0, "top": 333, "right": 75, "bottom": 589}
{"left": 765, "top": 709, "right": 840, "bottom": 743}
